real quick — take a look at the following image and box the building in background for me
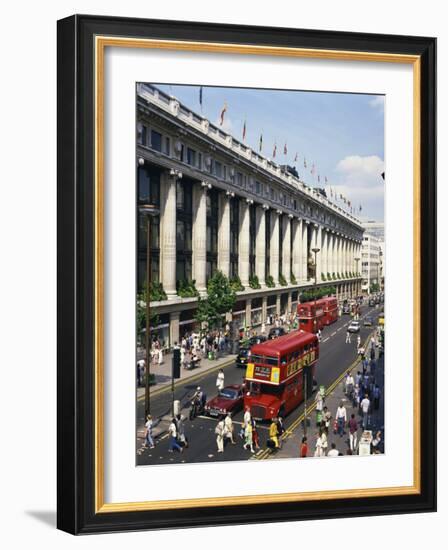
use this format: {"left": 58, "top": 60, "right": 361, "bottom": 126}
{"left": 361, "top": 233, "right": 382, "bottom": 294}
{"left": 362, "top": 221, "right": 385, "bottom": 291}
{"left": 138, "top": 84, "right": 365, "bottom": 347}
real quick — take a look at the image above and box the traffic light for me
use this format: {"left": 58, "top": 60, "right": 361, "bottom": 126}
{"left": 172, "top": 348, "right": 181, "bottom": 379}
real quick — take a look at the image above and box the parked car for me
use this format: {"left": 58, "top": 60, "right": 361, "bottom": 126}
{"left": 204, "top": 384, "right": 244, "bottom": 417}
{"left": 363, "top": 316, "right": 373, "bottom": 327}
{"left": 268, "top": 327, "right": 286, "bottom": 339}
{"left": 347, "top": 320, "right": 361, "bottom": 333}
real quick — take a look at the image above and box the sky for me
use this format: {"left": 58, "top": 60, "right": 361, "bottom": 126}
{"left": 155, "top": 83, "right": 385, "bottom": 221}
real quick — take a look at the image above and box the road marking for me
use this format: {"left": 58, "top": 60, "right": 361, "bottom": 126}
{"left": 331, "top": 331, "right": 337, "bottom": 336}
{"left": 323, "top": 337, "right": 330, "bottom": 342}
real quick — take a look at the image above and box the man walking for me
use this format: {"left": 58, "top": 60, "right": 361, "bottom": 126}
{"left": 335, "top": 402, "right": 347, "bottom": 437}
{"left": 224, "top": 412, "right": 236, "bottom": 444}
{"left": 345, "top": 330, "right": 351, "bottom": 344}
{"left": 216, "top": 369, "right": 225, "bottom": 392}
{"left": 360, "top": 394, "right": 371, "bottom": 429}
{"left": 215, "top": 418, "right": 225, "bottom": 453}
{"left": 144, "top": 414, "right": 155, "bottom": 449}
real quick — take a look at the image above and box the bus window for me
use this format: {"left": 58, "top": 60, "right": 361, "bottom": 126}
{"left": 280, "top": 356, "right": 287, "bottom": 365}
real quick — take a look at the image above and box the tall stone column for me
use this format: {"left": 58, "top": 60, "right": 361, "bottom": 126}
{"left": 192, "top": 182, "right": 208, "bottom": 295}
{"left": 336, "top": 234, "right": 341, "bottom": 278}
{"left": 292, "top": 218, "right": 302, "bottom": 284}
{"left": 329, "top": 232, "right": 334, "bottom": 278}
{"left": 321, "top": 229, "right": 328, "bottom": 278}
{"left": 302, "top": 221, "right": 309, "bottom": 282}
{"left": 262, "top": 295, "right": 268, "bottom": 323}
{"left": 159, "top": 171, "right": 177, "bottom": 298}
{"left": 270, "top": 210, "right": 280, "bottom": 284}
{"left": 314, "top": 224, "right": 322, "bottom": 283}
{"left": 255, "top": 205, "right": 266, "bottom": 287}
{"left": 238, "top": 199, "right": 251, "bottom": 287}
{"left": 282, "top": 215, "right": 292, "bottom": 283}
{"left": 169, "top": 312, "right": 180, "bottom": 346}
{"left": 217, "top": 192, "right": 231, "bottom": 277}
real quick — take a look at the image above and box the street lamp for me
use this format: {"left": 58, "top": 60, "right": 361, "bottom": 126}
{"left": 354, "top": 257, "right": 360, "bottom": 297}
{"left": 139, "top": 203, "right": 160, "bottom": 419}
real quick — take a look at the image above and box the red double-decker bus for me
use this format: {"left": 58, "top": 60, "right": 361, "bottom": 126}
{"left": 243, "top": 330, "right": 319, "bottom": 421}
{"left": 320, "top": 296, "right": 338, "bottom": 326}
{"left": 297, "top": 296, "right": 338, "bottom": 332}
{"left": 297, "top": 301, "right": 325, "bottom": 333}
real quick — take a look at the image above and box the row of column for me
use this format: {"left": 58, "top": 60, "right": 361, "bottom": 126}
{"left": 158, "top": 172, "right": 362, "bottom": 298}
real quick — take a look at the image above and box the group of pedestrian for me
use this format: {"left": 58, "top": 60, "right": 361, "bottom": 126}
{"left": 215, "top": 412, "right": 237, "bottom": 453}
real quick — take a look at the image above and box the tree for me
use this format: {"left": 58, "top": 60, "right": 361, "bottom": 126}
{"left": 195, "top": 271, "right": 237, "bottom": 331}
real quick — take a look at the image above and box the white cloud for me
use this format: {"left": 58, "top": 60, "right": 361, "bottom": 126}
{"left": 369, "top": 96, "right": 385, "bottom": 110}
{"left": 336, "top": 155, "right": 384, "bottom": 187}
{"left": 332, "top": 155, "right": 385, "bottom": 219}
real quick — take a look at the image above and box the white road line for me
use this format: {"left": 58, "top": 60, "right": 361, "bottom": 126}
{"left": 331, "top": 331, "right": 337, "bottom": 336}
{"left": 323, "top": 337, "right": 330, "bottom": 342}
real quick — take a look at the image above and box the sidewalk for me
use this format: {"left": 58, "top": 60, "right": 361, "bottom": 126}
{"left": 137, "top": 348, "right": 237, "bottom": 397}
{"left": 271, "top": 336, "right": 385, "bottom": 459}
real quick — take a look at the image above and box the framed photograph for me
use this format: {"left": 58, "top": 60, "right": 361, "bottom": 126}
{"left": 57, "top": 15, "right": 436, "bottom": 534}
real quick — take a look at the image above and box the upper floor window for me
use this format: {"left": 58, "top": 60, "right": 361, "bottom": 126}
{"left": 187, "top": 148, "right": 196, "bottom": 166}
{"left": 137, "top": 123, "right": 147, "bottom": 146}
{"left": 151, "top": 130, "right": 162, "bottom": 152}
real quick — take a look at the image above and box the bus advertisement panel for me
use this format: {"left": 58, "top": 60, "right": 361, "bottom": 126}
{"left": 244, "top": 330, "right": 319, "bottom": 420}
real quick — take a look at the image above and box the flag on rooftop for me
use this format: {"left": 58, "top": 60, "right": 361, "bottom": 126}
{"left": 273, "top": 143, "right": 277, "bottom": 158}
{"left": 242, "top": 120, "right": 246, "bottom": 141}
{"left": 199, "top": 86, "right": 203, "bottom": 109}
{"left": 259, "top": 133, "right": 263, "bottom": 152}
{"left": 294, "top": 152, "right": 298, "bottom": 162}
{"left": 284, "top": 143, "right": 288, "bottom": 155}
{"left": 219, "top": 102, "right": 227, "bottom": 126}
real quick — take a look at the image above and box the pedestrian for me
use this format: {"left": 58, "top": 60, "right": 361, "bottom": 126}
{"left": 300, "top": 436, "right": 309, "bottom": 457}
{"left": 322, "top": 406, "right": 332, "bottom": 434}
{"left": 373, "top": 384, "right": 381, "bottom": 410}
{"left": 137, "top": 359, "right": 145, "bottom": 387}
{"left": 360, "top": 394, "right": 371, "bottom": 429}
{"left": 335, "top": 401, "right": 347, "bottom": 437}
{"left": 251, "top": 418, "right": 260, "bottom": 450}
{"left": 243, "top": 421, "right": 254, "bottom": 453}
{"left": 168, "top": 418, "right": 183, "bottom": 453}
{"left": 314, "top": 431, "right": 324, "bottom": 457}
{"left": 276, "top": 416, "right": 285, "bottom": 443}
{"left": 144, "top": 414, "right": 155, "bottom": 449}
{"left": 315, "top": 388, "right": 324, "bottom": 425}
{"left": 327, "top": 442, "right": 339, "bottom": 458}
{"left": 357, "top": 334, "right": 361, "bottom": 349}
{"left": 345, "top": 330, "right": 351, "bottom": 344}
{"left": 345, "top": 371, "right": 354, "bottom": 399}
{"left": 269, "top": 418, "right": 280, "bottom": 449}
{"left": 348, "top": 413, "right": 358, "bottom": 452}
{"left": 261, "top": 322, "right": 266, "bottom": 335}
{"left": 215, "top": 418, "right": 225, "bottom": 453}
{"left": 372, "top": 430, "right": 382, "bottom": 453}
{"left": 224, "top": 413, "right": 236, "bottom": 444}
{"left": 176, "top": 414, "right": 188, "bottom": 448}
{"left": 216, "top": 369, "right": 225, "bottom": 392}
{"left": 370, "top": 344, "right": 376, "bottom": 361}
{"left": 320, "top": 427, "right": 328, "bottom": 455}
